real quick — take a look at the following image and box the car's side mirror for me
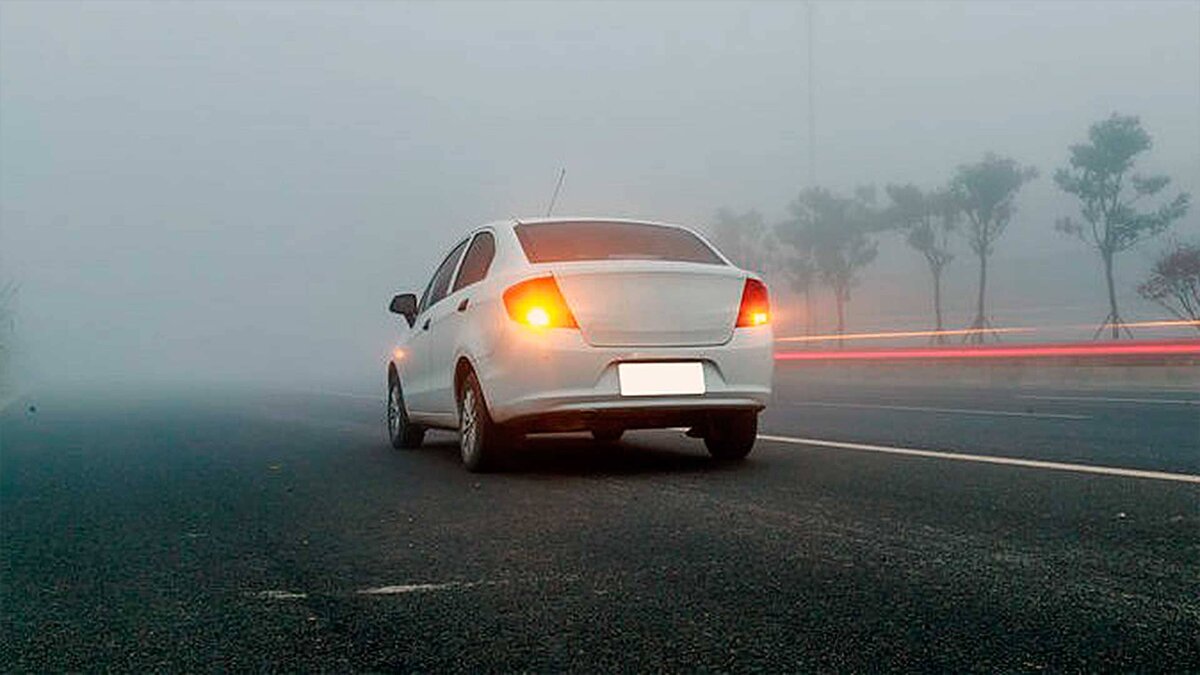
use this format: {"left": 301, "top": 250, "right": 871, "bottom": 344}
{"left": 389, "top": 293, "right": 418, "bottom": 327}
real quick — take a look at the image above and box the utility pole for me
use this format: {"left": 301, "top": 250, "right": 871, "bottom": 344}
{"left": 807, "top": 1, "right": 816, "bottom": 187}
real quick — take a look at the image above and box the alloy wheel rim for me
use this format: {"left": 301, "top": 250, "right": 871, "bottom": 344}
{"left": 460, "top": 388, "right": 478, "bottom": 458}
{"left": 388, "top": 384, "right": 401, "bottom": 437}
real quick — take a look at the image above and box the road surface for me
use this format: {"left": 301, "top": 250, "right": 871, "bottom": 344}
{"left": 2, "top": 369, "right": 1198, "bottom": 671}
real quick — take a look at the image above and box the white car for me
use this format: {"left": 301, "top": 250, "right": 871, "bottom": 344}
{"left": 386, "top": 218, "right": 773, "bottom": 471}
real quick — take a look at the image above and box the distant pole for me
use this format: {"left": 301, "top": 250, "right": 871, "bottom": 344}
{"left": 545, "top": 168, "right": 566, "bottom": 217}
{"left": 807, "top": 1, "right": 816, "bottom": 187}
{"left": 803, "top": 2, "right": 818, "bottom": 339}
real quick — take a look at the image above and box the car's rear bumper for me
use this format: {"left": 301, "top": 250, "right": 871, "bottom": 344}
{"left": 501, "top": 399, "right": 765, "bottom": 434}
{"left": 478, "top": 323, "right": 773, "bottom": 427}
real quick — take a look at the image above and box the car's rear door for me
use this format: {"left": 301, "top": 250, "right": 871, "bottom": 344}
{"left": 424, "top": 230, "right": 496, "bottom": 415}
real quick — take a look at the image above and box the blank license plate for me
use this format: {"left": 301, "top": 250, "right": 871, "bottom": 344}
{"left": 617, "top": 362, "right": 705, "bottom": 397}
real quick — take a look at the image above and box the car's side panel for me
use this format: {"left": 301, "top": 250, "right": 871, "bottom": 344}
{"left": 444, "top": 234, "right": 525, "bottom": 420}
{"left": 403, "top": 237, "right": 469, "bottom": 413}
{"left": 397, "top": 312, "right": 434, "bottom": 413}
{"left": 413, "top": 226, "right": 513, "bottom": 420}
{"left": 421, "top": 290, "right": 465, "bottom": 415}
{"left": 391, "top": 323, "right": 423, "bottom": 401}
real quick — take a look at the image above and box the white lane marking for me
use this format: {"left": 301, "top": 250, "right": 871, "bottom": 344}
{"left": 251, "top": 590, "right": 308, "bottom": 600}
{"left": 250, "top": 582, "right": 497, "bottom": 600}
{"left": 1016, "top": 394, "right": 1200, "bottom": 406}
{"left": 357, "top": 581, "right": 486, "bottom": 595}
{"left": 785, "top": 401, "right": 1089, "bottom": 421}
{"left": 758, "top": 434, "right": 1200, "bottom": 485}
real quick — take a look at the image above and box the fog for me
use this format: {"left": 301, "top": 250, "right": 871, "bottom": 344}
{"left": 1, "top": 0, "right": 1197, "bottom": 390}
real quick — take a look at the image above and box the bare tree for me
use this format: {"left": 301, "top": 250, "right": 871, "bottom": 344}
{"left": 1055, "top": 114, "right": 1191, "bottom": 338}
{"left": 772, "top": 238, "right": 819, "bottom": 336}
{"left": 710, "top": 208, "right": 769, "bottom": 274}
{"left": 952, "top": 153, "right": 1037, "bottom": 343}
{"left": 712, "top": 208, "right": 816, "bottom": 334}
{"left": 1138, "top": 240, "right": 1200, "bottom": 331}
{"left": 777, "top": 187, "right": 878, "bottom": 343}
{"left": 885, "top": 184, "right": 961, "bottom": 343}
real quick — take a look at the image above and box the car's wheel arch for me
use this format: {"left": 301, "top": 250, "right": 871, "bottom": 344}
{"left": 387, "top": 363, "right": 405, "bottom": 412}
{"left": 454, "top": 353, "right": 499, "bottom": 415}
{"left": 453, "top": 354, "right": 477, "bottom": 401}
{"left": 387, "top": 363, "right": 408, "bottom": 410}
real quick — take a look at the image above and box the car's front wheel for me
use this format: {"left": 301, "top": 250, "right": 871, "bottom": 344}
{"left": 458, "top": 370, "right": 508, "bottom": 472}
{"left": 704, "top": 411, "right": 757, "bottom": 460}
{"left": 388, "top": 377, "right": 425, "bottom": 449}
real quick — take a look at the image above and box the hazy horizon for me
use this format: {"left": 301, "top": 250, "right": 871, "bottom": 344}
{"left": 2, "top": 0, "right": 1198, "bottom": 390}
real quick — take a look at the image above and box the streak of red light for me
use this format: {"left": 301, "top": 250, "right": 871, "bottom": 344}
{"left": 776, "top": 327, "right": 1034, "bottom": 343}
{"left": 775, "top": 319, "right": 1199, "bottom": 344}
{"left": 774, "top": 340, "right": 1200, "bottom": 361}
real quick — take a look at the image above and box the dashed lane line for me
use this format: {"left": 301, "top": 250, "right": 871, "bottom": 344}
{"left": 250, "top": 581, "right": 500, "bottom": 601}
{"left": 249, "top": 590, "right": 309, "bottom": 600}
{"left": 357, "top": 581, "right": 496, "bottom": 595}
{"left": 758, "top": 434, "right": 1200, "bottom": 485}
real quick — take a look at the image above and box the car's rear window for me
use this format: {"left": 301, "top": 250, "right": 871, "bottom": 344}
{"left": 514, "top": 221, "right": 725, "bottom": 265}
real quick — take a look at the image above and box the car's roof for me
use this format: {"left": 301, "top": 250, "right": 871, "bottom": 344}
{"left": 486, "top": 216, "right": 697, "bottom": 231}
{"left": 477, "top": 216, "right": 734, "bottom": 268}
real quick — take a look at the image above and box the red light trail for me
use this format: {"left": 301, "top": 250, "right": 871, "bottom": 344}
{"left": 775, "top": 320, "right": 1200, "bottom": 344}
{"left": 774, "top": 339, "right": 1200, "bottom": 362}
{"left": 776, "top": 327, "right": 1034, "bottom": 343}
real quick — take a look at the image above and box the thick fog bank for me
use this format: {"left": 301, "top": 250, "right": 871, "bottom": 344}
{"left": 1, "top": 1, "right": 1197, "bottom": 391}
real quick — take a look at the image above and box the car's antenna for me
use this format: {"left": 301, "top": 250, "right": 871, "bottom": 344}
{"left": 545, "top": 168, "right": 566, "bottom": 217}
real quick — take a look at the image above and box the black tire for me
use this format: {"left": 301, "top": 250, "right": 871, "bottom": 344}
{"left": 458, "top": 370, "right": 508, "bottom": 472}
{"left": 704, "top": 411, "right": 758, "bottom": 461}
{"left": 388, "top": 376, "right": 425, "bottom": 449}
{"left": 590, "top": 427, "right": 624, "bottom": 443}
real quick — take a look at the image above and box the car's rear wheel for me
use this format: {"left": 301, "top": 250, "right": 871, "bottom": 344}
{"left": 590, "top": 427, "right": 624, "bottom": 443}
{"left": 704, "top": 411, "right": 757, "bottom": 460}
{"left": 388, "top": 377, "right": 425, "bottom": 449}
{"left": 458, "top": 370, "right": 508, "bottom": 472}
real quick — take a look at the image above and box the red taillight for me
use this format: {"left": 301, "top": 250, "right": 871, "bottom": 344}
{"left": 503, "top": 276, "right": 579, "bottom": 329}
{"left": 736, "top": 278, "right": 771, "bottom": 327}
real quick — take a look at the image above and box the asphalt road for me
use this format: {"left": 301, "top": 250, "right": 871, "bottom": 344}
{"left": 2, "top": 369, "right": 1198, "bottom": 671}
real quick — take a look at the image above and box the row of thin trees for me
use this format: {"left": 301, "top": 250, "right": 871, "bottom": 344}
{"left": 710, "top": 114, "right": 1196, "bottom": 342}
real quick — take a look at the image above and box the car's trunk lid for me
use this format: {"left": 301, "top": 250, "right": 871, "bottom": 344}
{"left": 550, "top": 260, "right": 744, "bottom": 347}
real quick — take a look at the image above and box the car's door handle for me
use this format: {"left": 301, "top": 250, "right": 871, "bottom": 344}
{"left": 422, "top": 318, "right": 430, "bottom": 331}
{"left": 457, "top": 298, "right": 469, "bottom": 313}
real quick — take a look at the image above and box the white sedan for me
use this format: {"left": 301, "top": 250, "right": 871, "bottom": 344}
{"left": 386, "top": 218, "right": 773, "bottom": 471}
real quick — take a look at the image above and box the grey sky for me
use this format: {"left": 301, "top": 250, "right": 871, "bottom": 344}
{"left": 2, "top": 1, "right": 1197, "bottom": 386}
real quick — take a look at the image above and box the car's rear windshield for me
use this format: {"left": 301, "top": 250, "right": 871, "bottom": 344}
{"left": 514, "top": 221, "right": 725, "bottom": 265}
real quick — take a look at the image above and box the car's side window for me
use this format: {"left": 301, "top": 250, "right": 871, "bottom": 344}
{"left": 418, "top": 239, "right": 469, "bottom": 315}
{"left": 452, "top": 232, "right": 496, "bottom": 292}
